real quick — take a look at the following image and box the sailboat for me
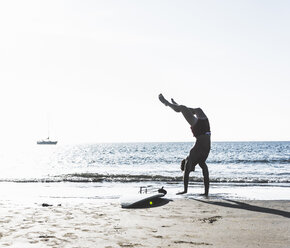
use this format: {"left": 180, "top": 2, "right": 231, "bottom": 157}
{"left": 37, "top": 137, "right": 57, "bottom": 145}
{"left": 37, "top": 115, "right": 58, "bottom": 145}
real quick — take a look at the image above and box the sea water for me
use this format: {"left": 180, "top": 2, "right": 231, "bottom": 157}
{"left": 0, "top": 142, "right": 289, "bottom": 203}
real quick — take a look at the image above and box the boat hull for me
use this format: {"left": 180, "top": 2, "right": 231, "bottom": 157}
{"left": 37, "top": 141, "right": 58, "bottom": 145}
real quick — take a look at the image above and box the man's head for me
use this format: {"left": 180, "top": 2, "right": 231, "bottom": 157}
{"left": 181, "top": 158, "right": 187, "bottom": 171}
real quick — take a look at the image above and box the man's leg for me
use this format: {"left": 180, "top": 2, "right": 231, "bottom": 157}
{"left": 159, "top": 94, "right": 197, "bottom": 126}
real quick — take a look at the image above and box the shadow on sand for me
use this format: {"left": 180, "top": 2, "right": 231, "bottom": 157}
{"left": 194, "top": 199, "right": 290, "bottom": 218}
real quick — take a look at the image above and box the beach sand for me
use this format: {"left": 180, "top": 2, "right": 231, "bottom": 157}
{"left": 0, "top": 198, "right": 289, "bottom": 248}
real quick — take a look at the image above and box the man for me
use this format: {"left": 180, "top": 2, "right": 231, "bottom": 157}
{"left": 159, "top": 94, "right": 211, "bottom": 195}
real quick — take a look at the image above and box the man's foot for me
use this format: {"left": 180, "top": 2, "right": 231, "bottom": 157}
{"left": 176, "top": 191, "right": 187, "bottom": 195}
{"left": 200, "top": 193, "right": 209, "bottom": 197}
{"left": 171, "top": 98, "right": 178, "bottom": 105}
{"left": 159, "top": 94, "right": 181, "bottom": 112}
{"left": 169, "top": 98, "right": 182, "bottom": 112}
{"left": 158, "top": 94, "right": 170, "bottom": 106}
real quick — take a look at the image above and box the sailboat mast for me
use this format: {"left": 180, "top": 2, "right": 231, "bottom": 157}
{"left": 37, "top": 113, "right": 57, "bottom": 145}
{"left": 47, "top": 114, "right": 50, "bottom": 139}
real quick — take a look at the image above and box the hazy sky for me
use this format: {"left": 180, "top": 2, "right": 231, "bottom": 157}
{"left": 0, "top": 0, "right": 289, "bottom": 145}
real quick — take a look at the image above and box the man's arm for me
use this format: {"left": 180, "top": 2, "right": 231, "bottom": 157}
{"left": 176, "top": 169, "right": 189, "bottom": 195}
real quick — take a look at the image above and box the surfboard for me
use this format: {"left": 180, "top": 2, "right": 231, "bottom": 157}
{"left": 120, "top": 193, "right": 166, "bottom": 209}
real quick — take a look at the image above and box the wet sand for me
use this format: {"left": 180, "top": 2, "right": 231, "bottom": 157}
{"left": 0, "top": 198, "right": 289, "bottom": 247}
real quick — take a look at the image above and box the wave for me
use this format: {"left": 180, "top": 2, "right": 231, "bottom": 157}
{"left": 209, "top": 158, "right": 290, "bottom": 164}
{"left": 86, "top": 157, "right": 290, "bottom": 166}
{"left": 1, "top": 173, "right": 290, "bottom": 184}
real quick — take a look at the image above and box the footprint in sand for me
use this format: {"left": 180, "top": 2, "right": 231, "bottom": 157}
{"left": 174, "top": 240, "right": 212, "bottom": 246}
{"left": 63, "top": 233, "right": 78, "bottom": 239}
{"left": 153, "top": 235, "right": 163, "bottom": 239}
{"left": 29, "top": 240, "right": 39, "bottom": 244}
{"left": 0, "top": 219, "right": 11, "bottom": 224}
{"left": 199, "top": 216, "right": 222, "bottom": 224}
{"left": 118, "top": 242, "right": 141, "bottom": 247}
{"left": 1, "top": 242, "right": 11, "bottom": 246}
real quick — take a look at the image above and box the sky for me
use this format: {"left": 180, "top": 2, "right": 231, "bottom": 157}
{"left": 0, "top": 0, "right": 289, "bottom": 145}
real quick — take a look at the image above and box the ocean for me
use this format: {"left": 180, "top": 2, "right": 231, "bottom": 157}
{"left": 0, "top": 142, "right": 289, "bottom": 203}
